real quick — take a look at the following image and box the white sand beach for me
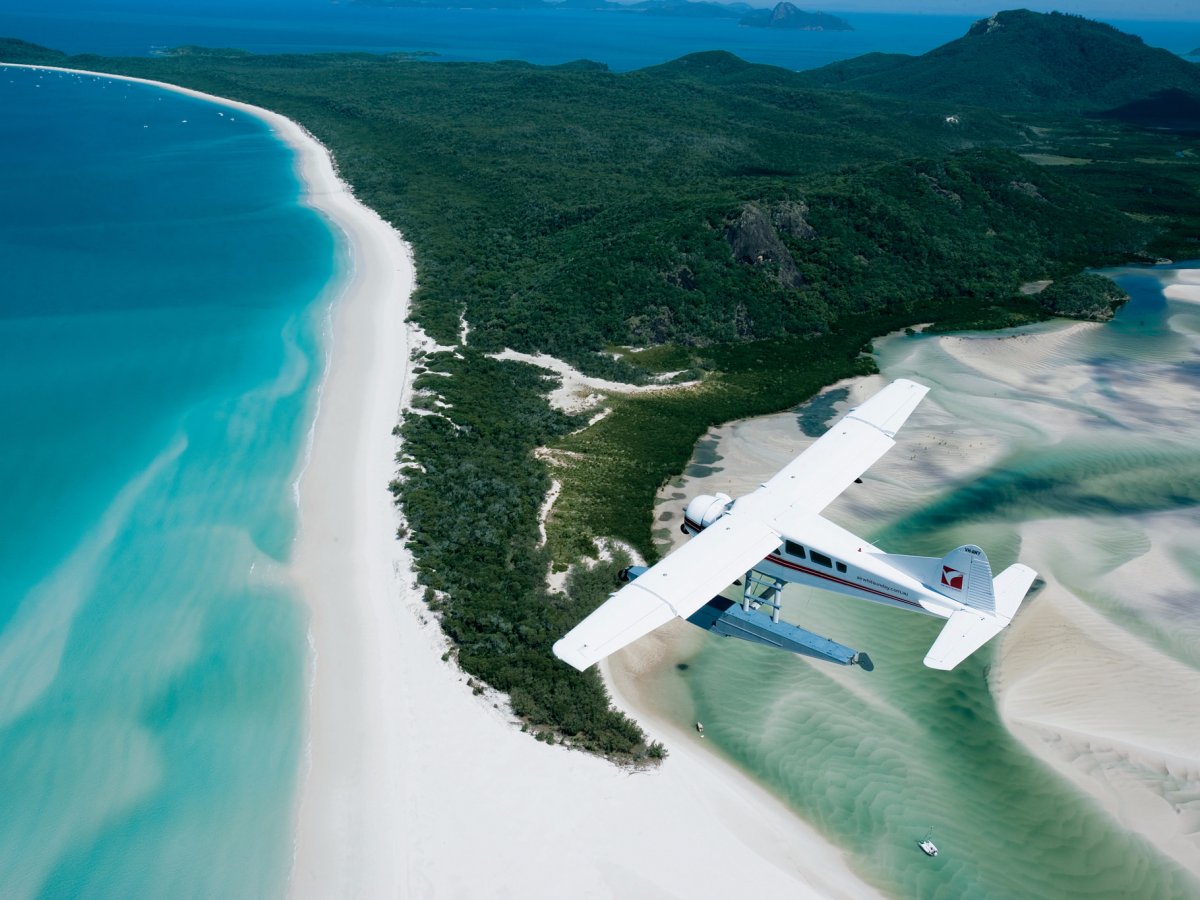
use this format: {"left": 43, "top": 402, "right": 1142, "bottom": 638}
{"left": 9, "top": 65, "right": 879, "bottom": 897}
{"left": 270, "top": 97, "right": 876, "bottom": 900}
{"left": 995, "top": 515, "right": 1200, "bottom": 878}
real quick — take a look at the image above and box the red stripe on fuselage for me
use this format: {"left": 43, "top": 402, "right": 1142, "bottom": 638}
{"left": 682, "top": 515, "right": 921, "bottom": 609}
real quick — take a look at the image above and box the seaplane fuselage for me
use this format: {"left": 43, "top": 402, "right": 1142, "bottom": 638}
{"left": 682, "top": 493, "right": 958, "bottom": 620}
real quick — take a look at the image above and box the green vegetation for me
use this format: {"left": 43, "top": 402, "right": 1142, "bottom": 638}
{"left": 8, "top": 18, "right": 1200, "bottom": 752}
{"left": 1037, "top": 273, "right": 1129, "bottom": 321}
{"left": 548, "top": 290, "right": 1051, "bottom": 564}
{"left": 797, "top": 9, "right": 1200, "bottom": 114}
{"left": 0, "top": 37, "right": 66, "bottom": 64}
{"left": 394, "top": 351, "right": 651, "bottom": 756}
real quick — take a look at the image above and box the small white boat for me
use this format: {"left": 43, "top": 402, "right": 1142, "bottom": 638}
{"left": 695, "top": 721, "right": 705, "bottom": 738}
{"left": 918, "top": 828, "right": 938, "bottom": 857}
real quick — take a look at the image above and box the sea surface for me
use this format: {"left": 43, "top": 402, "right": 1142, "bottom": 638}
{"left": 660, "top": 267, "right": 1200, "bottom": 897}
{"left": 4, "top": 4, "right": 1200, "bottom": 898}
{"left": 0, "top": 0, "right": 1197, "bottom": 71}
{"left": 0, "top": 67, "right": 337, "bottom": 896}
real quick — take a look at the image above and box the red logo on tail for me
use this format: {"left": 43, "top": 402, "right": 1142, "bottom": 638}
{"left": 941, "top": 566, "right": 964, "bottom": 590}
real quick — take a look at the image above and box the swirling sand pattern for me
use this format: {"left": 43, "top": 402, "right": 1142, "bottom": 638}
{"left": 671, "top": 266, "right": 1200, "bottom": 897}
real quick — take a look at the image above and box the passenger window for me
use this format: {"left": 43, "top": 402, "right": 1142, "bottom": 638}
{"left": 784, "top": 540, "right": 806, "bottom": 559}
{"left": 835, "top": 561, "right": 847, "bottom": 573}
{"left": 811, "top": 551, "right": 833, "bottom": 568}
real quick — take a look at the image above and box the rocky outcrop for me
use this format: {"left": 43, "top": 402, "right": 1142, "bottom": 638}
{"left": 920, "top": 173, "right": 962, "bottom": 204}
{"left": 1008, "top": 179, "right": 1046, "bottom": 202}
{"left": 724, "top": 203, "right": 808, "bottom": 289}
{"left": 771, "top": 200, "right": 817, "bottom": 240}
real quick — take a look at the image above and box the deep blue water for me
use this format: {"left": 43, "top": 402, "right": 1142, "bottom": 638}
{"left": 0, "top": 1, "right": 1197, "bottom": 71}
{"left": 0, "top": 66, "right": 335, "bottom": 897}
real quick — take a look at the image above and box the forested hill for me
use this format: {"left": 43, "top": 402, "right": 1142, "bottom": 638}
{"left": 797, "top": 9, "right": 1200, "bottom": 113}
{"left": 6, "top": 36, "right": 1200, "bottom": 756}
{"left": 4, "top": 41, "right": 1164, "bottom": 376}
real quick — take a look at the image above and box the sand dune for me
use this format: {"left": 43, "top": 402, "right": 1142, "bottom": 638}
{"left": 996, "top": 525, "right": 1200, "bottom": 876}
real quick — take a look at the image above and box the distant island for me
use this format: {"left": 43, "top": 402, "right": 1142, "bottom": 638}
{"left": 740, "top": 3, "right": 850, "bottom": 30}
{"left": 355, "top": 0, "right": 851, "bottom": 29}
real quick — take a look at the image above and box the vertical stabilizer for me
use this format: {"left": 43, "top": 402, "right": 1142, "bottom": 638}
{"left": 933, "top": 544, "right": 994, "bottom": 614}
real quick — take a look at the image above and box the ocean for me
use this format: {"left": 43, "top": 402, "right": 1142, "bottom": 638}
{"left": 4, "top": 4, "right": 1200, "bottom": 897}
{"left": 0, "top": 1, "right": 1198, "bottom": 71}
{"left": 0, "top": 67, "right": 336, "bottom": 896}
{"left": 659, "top": 267, "right": 1200, "bottom": 897}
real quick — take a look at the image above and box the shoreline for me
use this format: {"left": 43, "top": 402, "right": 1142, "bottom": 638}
{"left": 5, "top": 63, "right": 417, "bottom": 895}
{"left": 10, "top": 62, "right": 875, "bottom": 896}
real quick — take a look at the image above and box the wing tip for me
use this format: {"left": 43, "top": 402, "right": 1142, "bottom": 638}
{"left": 552, "top": 639, "right": 592, "bottom": 672}
{"left": 848, "top": 379, "right": 931, "bottom": 438}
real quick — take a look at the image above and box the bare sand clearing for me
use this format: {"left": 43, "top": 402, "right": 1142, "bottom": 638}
{"left": 14, "top": 65, "right": 877, "bottom": 896}
{"left": 493, "top": 348, "right": 697, "bottom": 414}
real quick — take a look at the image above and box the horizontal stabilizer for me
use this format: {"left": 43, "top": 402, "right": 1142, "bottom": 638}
{"left": 993, "top": 563, "right": 1037, "bottom": 621}
{"left": 923, "top": 609, "right": 1005, "bottom": 671}
{"left": 924, "top": 563, "right": 1037, "bottom": 670}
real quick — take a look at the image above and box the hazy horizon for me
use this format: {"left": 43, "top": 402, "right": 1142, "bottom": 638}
{"left": 4, "top": 0, "right": 1200, "bottom": 19}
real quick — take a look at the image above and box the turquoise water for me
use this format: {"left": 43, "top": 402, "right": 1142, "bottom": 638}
{"left": 0, "top": 2, "right": 1196, "bottom": 71}
{"left": 669, "top": 268, "right": 1200, "bottom": 897}
{"left": 0, "top": 67, "right": 337, "bottom": 896}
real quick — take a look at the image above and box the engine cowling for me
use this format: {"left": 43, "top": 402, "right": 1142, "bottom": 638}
{"left": 684, "top": 493, "right": 734, "bottom": 531}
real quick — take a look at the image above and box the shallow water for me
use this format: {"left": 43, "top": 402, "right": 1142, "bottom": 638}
{"left": 0, "top": 68, "right": 336, "bottom": 896}
{"left": 666, "top": 266, "right": 1200, "bottom": 897}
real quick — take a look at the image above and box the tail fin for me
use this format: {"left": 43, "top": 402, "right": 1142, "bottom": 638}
{"left": 933, "top": 545, "right": 995, "bottom": 614}
{"left": 924, "top": 563, "right": 1037, "bottom": 670}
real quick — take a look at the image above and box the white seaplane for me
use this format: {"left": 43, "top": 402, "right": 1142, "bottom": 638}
{"left": 554, "top": 379, "right": 1036, "bottom": 673}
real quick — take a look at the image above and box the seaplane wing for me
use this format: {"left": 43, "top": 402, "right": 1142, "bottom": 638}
{"left": 552, "top": 515, "right": 781, "bottom": 671}
{"left": 760, "top": 378, "right": 929, "bottom": 520}
{"left": 553, "top": 379, "right": 931, "bottom": 672}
